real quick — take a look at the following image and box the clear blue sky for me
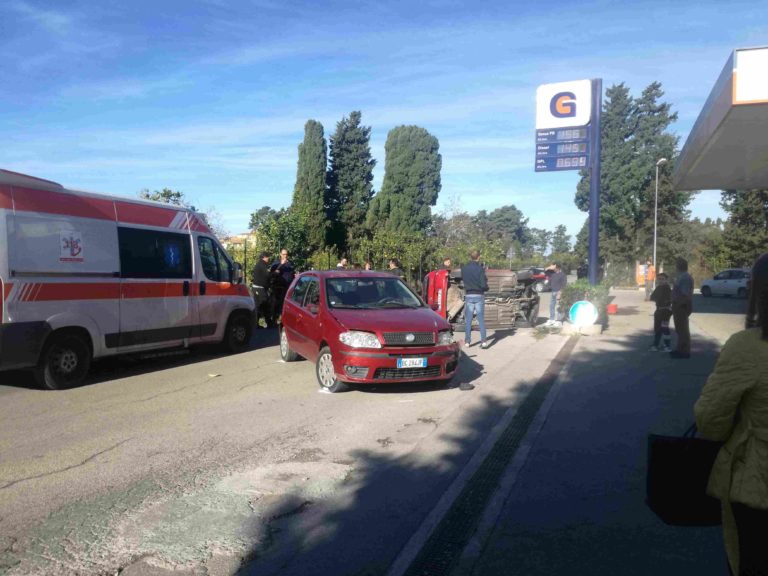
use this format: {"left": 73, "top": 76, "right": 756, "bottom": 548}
{"left": 2, "top": 0, "right": 766, "bottom": 239}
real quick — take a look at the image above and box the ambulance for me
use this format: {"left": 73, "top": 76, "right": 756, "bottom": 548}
{"left": 0, "top": 170, "right": 255, "bottom": 389}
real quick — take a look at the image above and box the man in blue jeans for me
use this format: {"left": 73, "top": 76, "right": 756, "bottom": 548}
{"left": 545, "top": 262, "right": 567, "bottom": 327}
{"left": 461, "top": 249, "right": 489, "bottom": 350}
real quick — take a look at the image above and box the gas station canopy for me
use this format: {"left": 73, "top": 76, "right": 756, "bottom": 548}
{"left": 674, "top": 46, "right": 768, "bottom": 191}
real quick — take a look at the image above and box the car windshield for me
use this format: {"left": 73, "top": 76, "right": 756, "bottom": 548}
{"left": 325, "top": 277, "right": 423, "bottom": 309}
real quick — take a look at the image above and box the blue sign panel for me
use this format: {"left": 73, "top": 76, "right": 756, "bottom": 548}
{"left": 535, "top": 155, "right": 588, "bottom": 172}
{"left": 536, "top": 127, "right": 590, "bottom": 144}
{"left": 534, "top": 126, "right": 591, "bottom": 171}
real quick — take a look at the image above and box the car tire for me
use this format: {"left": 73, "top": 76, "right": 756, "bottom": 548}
{"left": 738, "top": 287, "right": 747, "bottom": 299}
{"left": 224, "top": 312, "right": 253, "bottom": 353}
{"left": 701, "top": 286, "right": 712, "bottom": 297}
{"left": 34, "top": 332, "right": 92, "bottom": 390}
{"left": 316, "top": 346, "right": 348, "bottom": 393}
{"left": 280, "top": 327, "right": 299, "bottom": 362}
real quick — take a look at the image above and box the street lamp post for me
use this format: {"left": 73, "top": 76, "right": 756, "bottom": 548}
{"left": 653, "top": 157, "right": 668, "bottom": 289}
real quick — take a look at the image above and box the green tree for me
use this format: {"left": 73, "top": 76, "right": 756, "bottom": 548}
{"left": 256, "top": 209, "right": 309, "bottom": 269}
{"left": 550, "top": 224, "right": 571, "bottom": 254}
{"left": 575, "top": 82, "right": 686, "bottom": 282}
{"left": 249, "top": 206, "right": 277, "bottom": 230}
{"left": 326, "top": 111, "right": 376, "bottom": 255}
{"left": 367, "top": 125, "right": 441, "bottom": 235}
{"left": 720, "top": 190, "right": 768, "bottom": 267}
{"left": 292, "top": 120, "right": 328, "bottom": 253}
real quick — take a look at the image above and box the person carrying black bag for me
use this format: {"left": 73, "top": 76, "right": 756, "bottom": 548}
{"left": 695, "top": 253, "right": 768, "bottom": 576}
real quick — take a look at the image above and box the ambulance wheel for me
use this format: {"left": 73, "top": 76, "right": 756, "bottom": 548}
{"left": 224, "top": 312, "right": 253, "bottom": 353}
{"left": 35, "top": 333, "right": 92, "bottom": 390}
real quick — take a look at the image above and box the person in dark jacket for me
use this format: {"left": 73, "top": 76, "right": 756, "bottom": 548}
{"left": 545, "top": 263, "right": 567, "bottom": 327}
{"left": 388, "top": 258, "right": 405, "bottom": 279}
{"left": 648, "top": 272, "right": 672, "bottom": 351}
{"left": 461, "top": 250, "right": 489, "bottom": 351}
{"left": 251, "top": 252, "right": 273, "bottom": 328}
{"left": 271, "top": 248, "right": 295, "bottom": 320}
{"left": 671, "top": 257, "right": 694, "bottom": 359}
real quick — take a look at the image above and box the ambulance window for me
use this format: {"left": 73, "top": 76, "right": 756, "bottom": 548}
{"left": 118, "top": 227, "right": 192, "bottom": 279}
{"left": 197, "top": 237, "right": 233, "bottom": 283}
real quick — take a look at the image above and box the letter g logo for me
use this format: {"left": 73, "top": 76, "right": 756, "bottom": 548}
{"left": 550, "top": 92, "right": 577, "bottom": 118}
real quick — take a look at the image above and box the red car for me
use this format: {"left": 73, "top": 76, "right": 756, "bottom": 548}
{"left": 279, "top": 270, "right": 460, "bottom": 392}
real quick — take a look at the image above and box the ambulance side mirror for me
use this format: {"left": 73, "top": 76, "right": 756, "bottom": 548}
{"left": 233, "top": 262, "right": 244, "bottom": 284}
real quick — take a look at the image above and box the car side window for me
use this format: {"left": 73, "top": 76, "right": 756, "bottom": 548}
{"left": 291, "top": 277, "right": 311, "bottom": 304}
{"left": 304, "top": 280, "right": 320, "bottom": 310}
{"left": 714, "top": 271, "right": 728, "bottom": 280}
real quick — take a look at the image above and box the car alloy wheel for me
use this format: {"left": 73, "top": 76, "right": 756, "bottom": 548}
{"left": 280, "top": 328, "right": 298, "bottom": 362}
{"left": 315, "top": 346, "right": 348, "bottom": 393}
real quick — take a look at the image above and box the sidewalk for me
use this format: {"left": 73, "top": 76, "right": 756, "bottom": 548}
{"left": 456, "top": 290, "right": 728, "bottom": 575}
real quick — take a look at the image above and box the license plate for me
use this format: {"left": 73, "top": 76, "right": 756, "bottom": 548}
{"left": 397, "top": 357, "right": 427, "bottom": 369}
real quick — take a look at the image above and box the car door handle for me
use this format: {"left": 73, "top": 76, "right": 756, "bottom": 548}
{"left": 183, "top": 281, "right": 190, "bottom": 296}
{"left": 199, "top": 280, "right": 206, "bottom": 296}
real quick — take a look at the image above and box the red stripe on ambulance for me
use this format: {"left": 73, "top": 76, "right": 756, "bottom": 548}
{"left": 0, "top": 185, "right": 13, "bottom": 209}
{"left": 115, "top": 201, "right": 180, "bottom": 229}
{"left": 13, "top": 185, "right": 115, "bottom": 221}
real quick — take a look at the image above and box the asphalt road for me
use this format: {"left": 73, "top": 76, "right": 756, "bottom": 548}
{"left": 0, "top": 320, "right": 568, "bottom": 576}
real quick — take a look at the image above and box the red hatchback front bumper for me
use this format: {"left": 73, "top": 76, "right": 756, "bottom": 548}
{"left": 333, "top": 344, "right": 461, "bottom": 384}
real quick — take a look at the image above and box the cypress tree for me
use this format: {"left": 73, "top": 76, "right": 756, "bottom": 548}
{"left": 367, "top": 125, "right": 441, "bottom": 235}
{"left": 291, "top": 120, "right": 328, "bottom": 253}
{"left": 326, "top": 111, "right": 376, "bottom": 255}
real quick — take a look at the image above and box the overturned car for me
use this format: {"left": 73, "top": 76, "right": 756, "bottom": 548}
{"left": 423, "top": 268, "right": 541, "bottom": 330}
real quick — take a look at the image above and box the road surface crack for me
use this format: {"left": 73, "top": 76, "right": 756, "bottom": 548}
{"left": 0, "top": 438, "right": 133, "bottom": 491}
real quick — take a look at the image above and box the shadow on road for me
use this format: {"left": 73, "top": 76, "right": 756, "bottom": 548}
{"left": 692, "top": 293, "right": 748, "bottom": 316}
{"left": 233, "top": 326, "right": 727, "bottom": 576}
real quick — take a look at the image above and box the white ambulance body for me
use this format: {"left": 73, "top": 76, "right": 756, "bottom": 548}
{"left": 0, "top": 170, "right": 254, "bottom": 389}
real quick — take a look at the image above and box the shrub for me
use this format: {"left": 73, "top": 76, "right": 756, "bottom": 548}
{"left": 560, "top": 279, "right": 611, "bottom": 324}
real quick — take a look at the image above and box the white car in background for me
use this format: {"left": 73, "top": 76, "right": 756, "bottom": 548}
{"left": 700, "top": 268, "right": 751, "bottom": 298}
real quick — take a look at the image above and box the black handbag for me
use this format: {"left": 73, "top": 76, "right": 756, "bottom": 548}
{"left": 646, "top": 424, "right": 723, "bottom": 526}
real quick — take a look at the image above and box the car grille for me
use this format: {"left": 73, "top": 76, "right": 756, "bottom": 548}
{"left": 373, "top": 366, "right": 441, "bottom": 380}
{"left": 382, "top": 332, "right": 435, "bottom": 346}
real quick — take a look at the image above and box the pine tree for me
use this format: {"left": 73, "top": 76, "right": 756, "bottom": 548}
{"left": 550, "top": 224, "right": 571, "bottom": 254}
{"left": 291, "top": 120, "right": 328, "bottom": 253}
{"left": 575, "top": 82, "right": 688, "bottom": 281}
{"left": 326, "top": 111, "right": 376, "bottom": 255}
{"left": 367, "top": 125, "right": 441, "bottom": 235}
{"left": 720, "top": 190, "right": 768, "bottom": 267}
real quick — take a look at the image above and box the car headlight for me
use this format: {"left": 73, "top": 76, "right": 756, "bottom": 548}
{"left": 437, "top": 331, "right": 454, "bottom": 345}
{"left": 339, "top": 331, "right": 382, "bottom": 349}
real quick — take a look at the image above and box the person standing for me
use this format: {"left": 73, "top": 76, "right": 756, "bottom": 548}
{"left": 251, "top": 251, "right": 273, "bottom": 328}
{"left": 648, "top": 272, "right": 672, "bottom": 351}
{"left": 671, "top": 257, "right": 693, "bottom": 359}
{"left": 271, "top": 248, "right": 295, "bottom": 320}
{"left": 336, "top": 257, "right": 348, "bottom": 269}
{"left": 694, "top": 252, "right": 768, "bottom": 576}
{"left": 545, "top": 263, "right": 567, "bottom": 327}
{"left": 461, "top": 250, "right": 489, "bottom": 351}
{"left": 364, "top": 261, "right": 372, "bottom": 271}
{"left": 442, "top": 257, "right": 452, "bottom": 270}
{"left": 388, "top": 258, "right": 404, "bottom": 279}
